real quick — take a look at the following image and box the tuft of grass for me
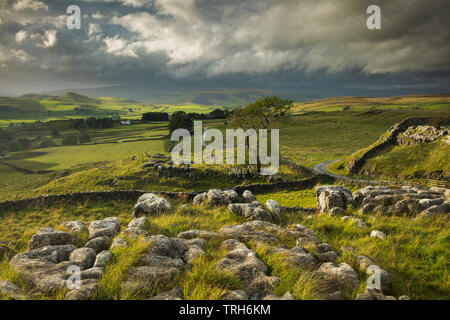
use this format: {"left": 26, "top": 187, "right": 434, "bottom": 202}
{"left": 94, "top": 237, "right": 150, "bottom": 300}
{"left": 252, "top": 243, "right": 321, "bottom": 300}
{"left": 182, "top": 240, "right": 241, "bottom": 300}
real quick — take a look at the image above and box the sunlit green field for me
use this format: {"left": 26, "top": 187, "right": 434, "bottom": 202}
{"left": 0, "top": 94, "right": 221, "bottom": 126}
{"left": 292, "top": 95, "right": 450, "bottom": 114}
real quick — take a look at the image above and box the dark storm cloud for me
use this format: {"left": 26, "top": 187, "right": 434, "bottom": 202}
{"left": 0, "top": 0, "right": 449, "bottom": 96}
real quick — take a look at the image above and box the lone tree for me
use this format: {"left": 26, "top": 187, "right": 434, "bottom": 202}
{"left": 229, "top": 96, "right": 293, "bottom": 172}
{"left": 230, "top": 96, "right": 293, "bottom": 130}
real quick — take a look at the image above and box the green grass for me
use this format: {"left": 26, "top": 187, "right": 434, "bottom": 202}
{"left": 95, "top": 236, "right": 151, "bottom": 300}
{"left": 0, "top": 93, "right": 221, "bottom": 125}
{"left": 292, "top": 95, "right": 450, "bottom": 114}
{"left": 362, "top": 140, "right": 450, "bottom": 178}
{"left": 252, "top": 243, "right": 321, "bottom": 299}
{"left": 182, "top": 239, "right": 242, "bottom": 300}
{"left": 329, "top": 137, "right": 450, "bottom": 180}
{"left": 279, "top": 211, "right": 450, "bottom": 300}
{"left": 256, "top": 189, "right": 317, "bottom": 208}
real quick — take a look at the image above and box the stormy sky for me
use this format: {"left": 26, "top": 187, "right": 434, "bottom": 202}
{"left": 0, "top": 0, "right": 449, "bottom": 98}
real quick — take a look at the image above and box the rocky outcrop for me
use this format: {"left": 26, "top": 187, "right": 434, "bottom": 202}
{"left": 0, "top": 280, "right": 24, "bottom": 299}
{"left": 397, "top": 125, "right": 449, "bottom": 145}
{"left": 228, "top": 202, "right": 273, "bottom": 222}
{"left": 133, "top": 193, "right": 171, "bottom": 217}
{"left": 242, "top": 190, "right": 256, "bottom": 203}
{"left": 315, "top": 262, "right": 360, "bottom": 293}
{"left": 353, "top": 185, "right": 449, "bottom": 217}
{"left": 88, "top": 217, "right": 120, "bottom": 240}
{"left": 9, "top": 217, "right": 120, "bottom": 300}
{"left": 215, "top": 239, "right": 280, "bottom": 291}
{"left": 28, "top": 227, "right": 74, "bottom": 250}
{"left": 193, "top": 189, "right": 238, "bottom": 207}
{"left": 316, "top": 185, "right": 354, "bottom": 213}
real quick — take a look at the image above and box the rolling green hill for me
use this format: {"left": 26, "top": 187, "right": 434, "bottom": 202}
{"left": 292, "top": 94, "right": 450, "bottom": 114}
{"left": 0, "top": 92, "right": 221, "bottom": 125}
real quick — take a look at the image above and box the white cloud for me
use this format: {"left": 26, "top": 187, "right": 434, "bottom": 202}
{"left": 12, "top": 0, "right": 48, "bottom": 12}
{"left": 103, "top": 36, "right": 138, "bottom": 57}
{"left": 91, "top": 12, "right": 105, "bottom": 20}
{"left": 15, "top": 30, "right": 27, "bottom": 42}
{"left": 88, "top": 23, "right": 101, "bottom": 36}
{"left": 38, "top": 30, "right": 57, "bottom": 48}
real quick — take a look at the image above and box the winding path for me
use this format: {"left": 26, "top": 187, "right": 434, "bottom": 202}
{"left": 312, "top": 159, "right": 352, "bottom": 181}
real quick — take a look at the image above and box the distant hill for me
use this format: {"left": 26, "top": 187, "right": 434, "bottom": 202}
{"left": 292, "top": 94, "right": 450, "bottom": 114}
{"left": 59, "top": 92, "right": 96, "bottom": 102}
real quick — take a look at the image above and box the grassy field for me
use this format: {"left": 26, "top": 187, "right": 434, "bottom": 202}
{"left": 1, "top": 108, "right": 449, "bottom": 201}
{"left": 329, "top": 138, "right": 450, "bottom": 180}
{"left": 0, "top": 92, "right": 220, "bottom": 126}
{"left": 292, "top": 95, "right": 450, "bottom": 114}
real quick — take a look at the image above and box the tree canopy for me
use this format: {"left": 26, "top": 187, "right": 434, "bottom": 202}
{"left": 229, "top": 96, "right": 293, "bottom": 130}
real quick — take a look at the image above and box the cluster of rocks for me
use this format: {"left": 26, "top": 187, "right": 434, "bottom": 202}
{"left": 193, "top": 189, "right": 239, "bottom": 207}
{"left": 193, "top": 189, "right": 282, "bottom": 222}
{"left": 316, "top": 185, "right": 449, "bottom": 218}
{"left": 355, "top": 186, "right": 450, "bottom": 217}
{"left": 143, "top": 161, "right": 195, "bottom": 180}
{"left": 397, "top": 125, "right": 449, "bottom": 145}
{"left": 6, "top": 217, "right": 121, "bottom": 300}
{"left": 2, "top": 185, "right": 421, "bottom": 300}
{"left": 142, "top": 153, "right": 260, "bottom": 182}
{"left": 120, "top": 222, "right": 206, "bottom": 295}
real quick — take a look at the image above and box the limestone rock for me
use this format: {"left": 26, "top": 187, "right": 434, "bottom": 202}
{"left": 85, "top": 236, "right": 111, "bottom": 254}
{"left": 355, "top": 288, "right": 396, "bottom": 300}
{"left": 88, "top": 217, "right": 120, "bottom": 240}
{"left": 353, "top": 218, "right": 367, "bottom": 228}
{"left": 69, "top": 247, "right": 97, "bottom": 270}
{"left": 316, "top": 185, "right": 354, "bottom": 213}
{"left": 93, "top": 250, "right": 111, "bottom": 269}
{"left": 228, "top": 202, "right": 272, "bottom": 222}
{"left": 122, "top": 235, "right": 189, "bottom": 294}
{"left": 62, "top": 221, "right": 86, "bottom": 234}
{"left": 28, "top": 227, "right": 74, "bottom": 250}
{"left": 265, "top": 199, "right": 282, "bottom": 218}
{"left": 207, "top": 189, "right": 238, "bottom": 207}
{"left": 315, "top": 262, "right": 360, "bottom": 293}
{"left": 356, "top": 255, "right": 391, "bottom": 292}
{"left": 122, "top": 217, "right": 149, "bottom": 238}
{"left": 0, "top": 280, "right": 23, "bottom": 299}
{"left": 329, "top": 207, "right": 345, "bottom": 216}
{"left": 149, "top": 288, "right": 184, "bottom": 300}
{"left": 215, "top": 239, "right": 280, "bottom": 291}
{"left": 193, "top": 192, "right": 207, "bottom": 206}
{"left": 133, "top": 194, "right": 171, "bottom": 217}
{"left": 370, "top": 230, "right": 386, "bottom": 240}
{"left": 243, "top": 190, "right": 256, "bottom": 203}
{"left": 111, "top": 237, "right": 128, "bottom": 249}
